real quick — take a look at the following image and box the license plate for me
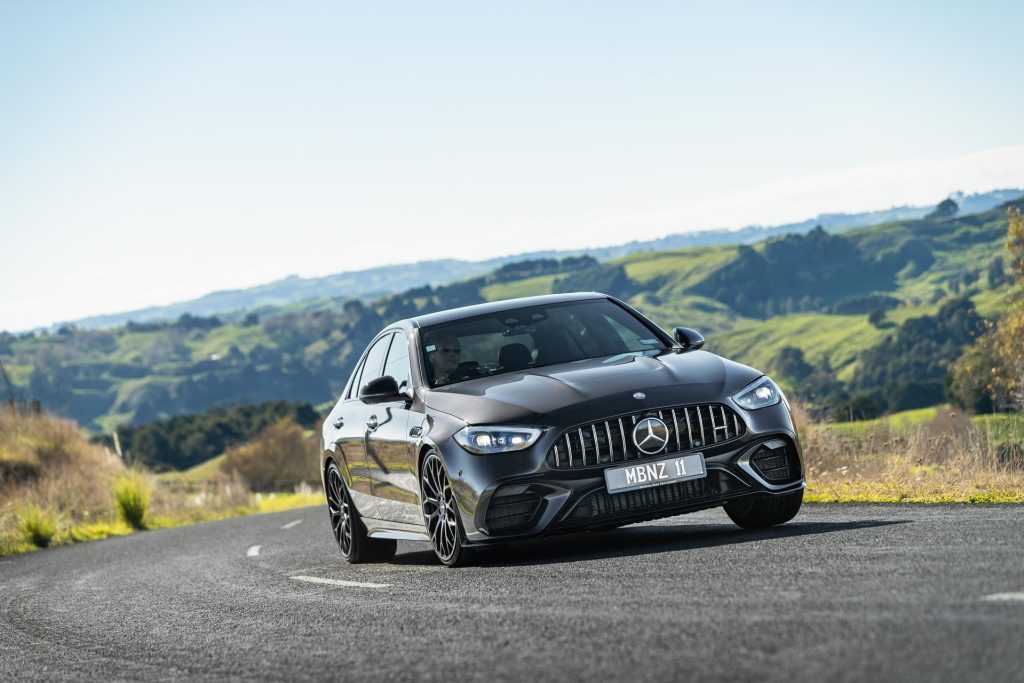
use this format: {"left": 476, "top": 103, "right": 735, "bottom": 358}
{"left": 604, "top": 452, "right": 706, "bottom": 494}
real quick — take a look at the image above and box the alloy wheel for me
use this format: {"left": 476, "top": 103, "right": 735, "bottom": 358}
{"left": 326, "top": 466, "right": 353, "bottom": 556}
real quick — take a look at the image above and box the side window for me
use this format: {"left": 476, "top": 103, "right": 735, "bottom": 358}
{"left": 382, "top": 331, "right": 412, "bottom": 392}
{"left": 350, "top": 333, "right": 393, "bottom": 397}
{"left": 344, "top": 358, "right": 366, "bottom": 400}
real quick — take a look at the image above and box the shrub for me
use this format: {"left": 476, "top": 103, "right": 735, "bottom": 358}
{"left": 221, "top": 418, "right": 318, "bottom": 491}
{"left": 17, "top": 504, "right": 58, "bottom": 548}
{"left": 114, "top": 471, "right": 152, "bottom": 529}
{"left": 100, "top": 400, "right": 320, "bottom": 470}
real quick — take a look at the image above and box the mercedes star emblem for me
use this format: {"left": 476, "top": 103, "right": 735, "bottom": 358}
{"left": 632, "top": 417, "right": 669, "bottom": 455}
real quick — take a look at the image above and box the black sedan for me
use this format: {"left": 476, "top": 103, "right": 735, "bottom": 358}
{"left": 321, "top": 292, "right": 804, "bottom": 566}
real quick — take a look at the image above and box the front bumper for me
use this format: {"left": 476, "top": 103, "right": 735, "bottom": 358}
{"left": 438, "top": 401, "right": 805, "bottom": 545}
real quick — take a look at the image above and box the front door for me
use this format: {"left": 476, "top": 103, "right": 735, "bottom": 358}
{"left": 365, "top": 331, "right": 423, "bottom": 524}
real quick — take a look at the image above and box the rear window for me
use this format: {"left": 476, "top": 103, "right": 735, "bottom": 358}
{"left": 420, "top": 299, "right": 667, "bottom": 388}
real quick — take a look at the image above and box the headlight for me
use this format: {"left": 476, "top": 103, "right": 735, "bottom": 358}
{"left": 453, "top": 426, "right": 542, "bottom": 454}
{"left": 732, "top": 376, "right": 781, "bottom": 410}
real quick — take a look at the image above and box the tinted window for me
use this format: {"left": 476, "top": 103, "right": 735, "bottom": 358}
{"left": 353, "top": 333, "right": 393, "bottom": 395}
{"left": 421, "top": 300, "right": 667, "bottom": 387}
{"left": 604, "top": 313, "right": 660, "bottom": 352}
{"left": 382, "top": 331, "right": 412, "bottom": 393}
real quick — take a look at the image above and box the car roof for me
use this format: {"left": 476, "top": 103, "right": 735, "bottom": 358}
{"left": 407, "top": 291, "right": 608, "bottom": 328}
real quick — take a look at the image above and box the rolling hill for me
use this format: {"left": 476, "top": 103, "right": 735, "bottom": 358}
{"left": 53, "top": 189, "right": 1020, "bottom": 332}
{"left": 2, "top": 196, "right": 1019, "bottom": 435}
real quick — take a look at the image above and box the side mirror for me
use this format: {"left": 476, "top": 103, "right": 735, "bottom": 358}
{"left": 672, "top": 327, "right": 705, "bottom": 352}
{"left": 359, "top": 375, "right": 405, "bottom": 404}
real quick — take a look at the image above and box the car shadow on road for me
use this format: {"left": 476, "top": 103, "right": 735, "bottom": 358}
{"left": 389, "top": 518, "right": 909, "bottom": 567}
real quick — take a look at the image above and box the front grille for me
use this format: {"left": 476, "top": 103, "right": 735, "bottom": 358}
{"left": 750, "top": 440, "right": 801, "bottom": 483}
{"left": 546, "top": 403, "right": 745, "bottom": 469}
{"left": 484, "top": 491, "right": 542, "bottom": 534}
{"left": 565, "top": 477, "right": 712, "bottom": 523}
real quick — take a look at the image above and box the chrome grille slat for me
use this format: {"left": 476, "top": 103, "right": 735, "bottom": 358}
{"left": 604, "top": 421, "right": 613, "bottom": 462}
{"left": 671, "top": 409, "right": 681, "bottom": 452}
{"left": 547, "top": 403, "right": 745, "bottom": 470}
{"left": 657, "top": 411, "right": 668, "bottom": 454}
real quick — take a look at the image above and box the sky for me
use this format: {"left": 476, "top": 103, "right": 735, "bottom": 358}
{"left": 1, "top": 1, "right": 1022, "bottom": 332}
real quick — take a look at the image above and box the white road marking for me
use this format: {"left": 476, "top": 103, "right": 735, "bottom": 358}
{"left": 290, "top": 575, "right": 391, "bottom": 589}
{"left": 980, "top": 592, "right": 1024, "bottom": 602}
{"left": 247, "top": 545, "right": 261, "bottom": 557}
{"left": 281, "top": 519, "right": 303, "bottom": 530}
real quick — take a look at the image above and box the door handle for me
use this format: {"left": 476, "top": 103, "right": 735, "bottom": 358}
{"left": 366, "top": 415, "right": 379, "bottom": 431}
{"left": 332, "top": 417, "right": 344, "bottom": 429}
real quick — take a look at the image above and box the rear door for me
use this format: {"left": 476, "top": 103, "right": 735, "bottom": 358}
{"left": 329, "top": 333, "right": 392, "bottom": 517}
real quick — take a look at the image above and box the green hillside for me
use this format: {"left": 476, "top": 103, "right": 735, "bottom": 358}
{"left": 1, "top": 199, "right": 1018, "bottom": 434}
{"left": 57, "top": 189, "right": 1020, "bottom": 332}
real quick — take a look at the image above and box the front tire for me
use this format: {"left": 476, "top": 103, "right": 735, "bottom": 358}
{"left": 420, "top": 450, "right": 471, "bottom": 567}
{"left": 724, "top": 489, "right": 803, "bottom": 529}
{"left": 325, "top": 461, "right": 397, "bottom": 563}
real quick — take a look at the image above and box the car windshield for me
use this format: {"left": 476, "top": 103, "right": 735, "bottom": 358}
{"left": 420, "top": 299, "right": 669, "bottom": 388}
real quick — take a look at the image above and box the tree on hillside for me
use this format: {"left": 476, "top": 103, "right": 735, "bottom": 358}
{"left": 989, "top": 207, "right": 1024, "bottom": 407}
{"left": 927, "top": 198, "right": 959, "bottom": 220}
{"left": 1009, "top": 206, "right": 1024, "bottom": 283}
{"left": 773, "top": 346, "right": 813, "bottom": 383}
{"left": 867, "top": 309, "right": 887, "bottom": 328}
{"left": 691, "top": 227, "right": 903, "bottom": 318}
{"left": 987, "top": 256, "right": 1006, "bottom": 288}
{"left": 552, "top": 264, "right": 636, "bottom": 299}
{"left": 854, "top": 297, "right": 983, "bottom": 412}
{"left": 949, "top": 206, "right": 1024, "bottom": 410}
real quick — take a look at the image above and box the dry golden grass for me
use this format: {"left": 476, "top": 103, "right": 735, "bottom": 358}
{"left": 0, "top": 410, "right": 124, "bottom": 549}
{"left": 0, "top": 410, "right": 319, "bottom": 557}
{"left": 795, "top": 405, "right": 1024, "bottom": 502}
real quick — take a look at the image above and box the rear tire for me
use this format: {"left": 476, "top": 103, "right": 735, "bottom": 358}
{"left": 325, "top": 461, "right": 397, "bottom": 563}
{"left": 724, "top": 489, "right": 803, "bottom": 529}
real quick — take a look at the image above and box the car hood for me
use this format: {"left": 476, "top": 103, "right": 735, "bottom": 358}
{"left": 423, "top": 350, "right": 762, "bottom": 426}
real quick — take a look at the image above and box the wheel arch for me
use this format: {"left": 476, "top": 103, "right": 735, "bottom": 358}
{"left": 416, "top": 440, "right": 439, "bottom": 481}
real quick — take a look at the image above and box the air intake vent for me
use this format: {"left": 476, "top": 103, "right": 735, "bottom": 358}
{"left": 565, "top": 477, "right": 712, "bottom": 522}
{"left": 484, "top": 490, "right": 542, "bottom": 534}
{"left": 546, "top": 403, "right": 745, "bottom": 470}
{"left": 749, "top": 440, "right": 800, "bottom": 483}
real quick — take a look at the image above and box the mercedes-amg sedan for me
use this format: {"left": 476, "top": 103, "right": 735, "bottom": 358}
{"left": 321, "top": 292, "right": 804, "bottom": 566}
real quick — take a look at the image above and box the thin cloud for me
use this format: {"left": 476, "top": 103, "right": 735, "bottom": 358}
{"left": 516, "top": 145, "right": 1024, "bottom": 250}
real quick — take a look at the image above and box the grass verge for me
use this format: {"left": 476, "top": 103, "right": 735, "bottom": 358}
{"left": 797, "top": 405, "right": 1024, "bottom": 504}
{"left": 1, "top": 490, "right": 324, "bottom": 558}
{"left": 0, "top": 408, "right": 326, "bottom": 559}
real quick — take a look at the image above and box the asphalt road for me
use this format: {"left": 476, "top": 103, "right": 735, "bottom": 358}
{"left": 1, "top": 503, "right": 1023, "bottom": 682}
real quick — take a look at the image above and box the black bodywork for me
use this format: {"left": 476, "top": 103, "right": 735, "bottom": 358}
{"left": 321, "top": 292, "right": 804, "bottom": 551}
